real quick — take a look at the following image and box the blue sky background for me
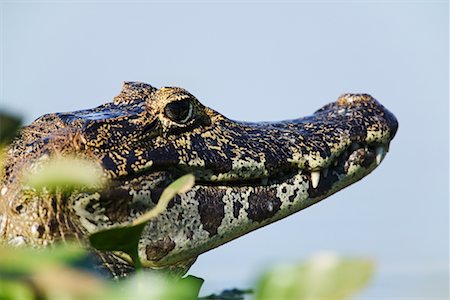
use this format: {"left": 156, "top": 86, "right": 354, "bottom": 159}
{"left": 1, "top": 1, "right": 448, "bottom": 299}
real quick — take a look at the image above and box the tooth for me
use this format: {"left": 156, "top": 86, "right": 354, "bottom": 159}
{"left": 323, "top": 168, "right": 328, "bottom": 177}
{"left": 375, "top": 146, "right": 385, "bottom": 165}
{"left": 334, "top": 160, "right": 338, "bottom": 167}
{"left": 311, "top": 171, "right": 320, "bottom": 188}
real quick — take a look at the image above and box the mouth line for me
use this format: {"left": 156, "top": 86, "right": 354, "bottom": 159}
{"left": 113, "top": 140, "right": 389, "bottom": 194}
{"left": 192, "top": 141, "right": 388, "bottom": 189}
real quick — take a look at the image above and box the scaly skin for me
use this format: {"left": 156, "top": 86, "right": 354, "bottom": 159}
{"left": 0, "top": 82, "right": 398, "bottom": 277}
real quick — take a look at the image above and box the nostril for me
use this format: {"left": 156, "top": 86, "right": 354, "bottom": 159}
{"left": 335, "top": 94, "right": 398, "bottom": 140}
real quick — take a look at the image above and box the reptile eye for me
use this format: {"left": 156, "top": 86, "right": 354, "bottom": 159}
{"left": 164, "top": 99, "right": 193, "bottom": 124}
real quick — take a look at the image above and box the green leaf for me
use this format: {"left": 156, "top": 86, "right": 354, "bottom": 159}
{"left": 0, "top": 243, "right": 86, "bottom": 274}
{"left": 25, "top": 157, "right": 105, "bottom": 192}
{"left": 30, "top": 265, "right": 106, "bottom": 300}
{"left": 100, "top": 273, "right": 203, "bottom": 300}
{"left": 88, "top": 223, "right": 146, "bottom": 269}
{"left": 0, "top": 111, "right": 22, "bottom": 146}
{"left": 254, "top": 253, "right": 374, "bottom": 300}
{"left": 179, "top": 275, "right": 204, "bottom": 299}
{"left": 89, "top": 174, "right": 195, "bottom": 269}
{"left": 0, "top": 243, "right": 105, "bottom": 300}
{"left": 0, "top": 280, "right": 35, "bottom": 300}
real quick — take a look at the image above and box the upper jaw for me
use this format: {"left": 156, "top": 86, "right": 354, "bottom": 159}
{"left": 104, "top": 93, "right": 397, "bottom": 190}
{"left": 176, "top": 94, "right": 397, "bottom": 186}
{"left": 185, "top": 140, "right": 390, "bottom": 195}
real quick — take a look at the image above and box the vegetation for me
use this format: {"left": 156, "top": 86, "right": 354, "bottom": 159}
{"left": 0, "top": 241, "right": 373, "bottom": 300}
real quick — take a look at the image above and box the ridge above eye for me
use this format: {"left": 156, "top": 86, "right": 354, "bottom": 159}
{"left": 164, "top": 99, "right": 193, "bottom": 124}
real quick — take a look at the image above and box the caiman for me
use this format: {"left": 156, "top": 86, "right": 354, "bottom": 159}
{"left": 0, "top": 82, "right": 398, "bottom": 277}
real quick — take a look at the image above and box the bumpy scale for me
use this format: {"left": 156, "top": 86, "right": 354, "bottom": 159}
{"left": 0, "top": 82, "right": 398, "bottom": 277}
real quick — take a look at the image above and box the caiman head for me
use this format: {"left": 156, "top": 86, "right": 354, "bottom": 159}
{"left": 0, "top": 82, "right": 398, "bottom": 276}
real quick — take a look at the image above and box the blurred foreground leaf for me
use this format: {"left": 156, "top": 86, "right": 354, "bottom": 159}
{"left": 0, "top": 280, "right": 35, "bottom": 300}
{"left": 25, "top": 156, "right": 105, "bottom": 192}
{"left": 254, "top": 252, "right": 374, "bottom": 300}
{"left": 30, "top": 266, "right": 105, "bottom": 300}
{"left": 0, "top": 111, "right": 21, "bottom": 145}
{"left": 0, "top": 111, "right": 21, "bottom": 176}
{"left": 0, "top": 243, "right": 104, "bottom": 300}
{"left": 0, "top": 243, "right": 203, "bottom": 300}
{"left": 0, "top": 243, "right": 86, "bottom": 273}
{"left": 89, "top": 174, "right": 195, "bottom": 269}
{"left": 102, "top": 273, "right": 203, "bottom": 300}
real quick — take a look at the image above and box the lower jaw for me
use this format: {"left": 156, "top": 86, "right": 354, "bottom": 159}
{"left": 136, "top": 158, "right": 381, "bottom": 269}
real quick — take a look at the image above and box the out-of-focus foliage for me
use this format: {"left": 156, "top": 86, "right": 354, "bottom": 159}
{"left": 0, "top": 111, "right": 21, "bottom": 146}
{"left": 0, "top": 244, "right": 105, "bottom": 300}
{"left": 0, "top": 111, "right": 21, "bottom": 176}
{"left": 25, "top": 157, "right": 105, "bottom": 192}
{"left": 0, "top": 243, "right": 203, "bottom": 300}
{"left": 254, "top": 252, "right": 374, "bottom": 300}
{"left": 107, "top": 273, "right": 204, "bottom": 300}
{"left": 0, "top": 245, "right": 374, "bottom": 300}
{"left": 0, "top": 243, "right": 85, "bottom": 273}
